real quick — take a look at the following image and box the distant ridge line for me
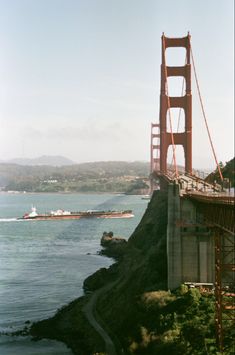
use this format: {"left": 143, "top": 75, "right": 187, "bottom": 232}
{"left": 3, "top": 155, "right": 75, "bottom": 166}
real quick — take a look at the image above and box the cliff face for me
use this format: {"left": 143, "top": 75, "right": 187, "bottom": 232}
{"left": 93, "top": 190, "right": 232, "bottom": 355}
{"left": 93, "top": 190, "right": 169, "bottom": 351}
{"left": 30, "top": 190, "right": 168, "bottom": 354}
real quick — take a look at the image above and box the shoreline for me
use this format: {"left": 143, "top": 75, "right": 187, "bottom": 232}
{"left": 27, "top": 191, "right": 166, "bottom": 354}
{"left": 28, "top": 239, "right": 122, "bottom": 354}
{"left": 0, "top": 191, "right": 127, "bottom": 195}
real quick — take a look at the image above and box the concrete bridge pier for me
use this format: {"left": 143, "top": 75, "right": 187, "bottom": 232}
{"left": 167, "top": 182, "right": 216, "bottom": 290}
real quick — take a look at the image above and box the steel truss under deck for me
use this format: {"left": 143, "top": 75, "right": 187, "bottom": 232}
{"left": 214, "top": 229, "right": 235, "bottom": 353}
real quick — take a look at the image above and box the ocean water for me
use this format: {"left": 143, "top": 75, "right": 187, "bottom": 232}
{"left": 0, "top": 193, "right": 148, "bottom": 354}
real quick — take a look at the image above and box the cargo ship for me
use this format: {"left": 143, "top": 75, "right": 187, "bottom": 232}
{"left": 18, "top": 207, "right": 134, "bottom": 221}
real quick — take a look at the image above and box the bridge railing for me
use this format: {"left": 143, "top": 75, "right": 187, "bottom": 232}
{"left": 187, "top": 192, "right": 235, "bottom": 205}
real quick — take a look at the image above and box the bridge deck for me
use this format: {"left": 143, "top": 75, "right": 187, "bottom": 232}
{"left": 155, "top": 173, "right": 235, "bottom": 234}
{"left": 186, "top": 192, "right": 234, "bottom": 205}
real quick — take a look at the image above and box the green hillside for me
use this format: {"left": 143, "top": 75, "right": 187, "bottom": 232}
{"left": 0, "top": 161, "right": 149, "bottom": 193}
{"left": 206, "top": 157, "right": 235, "bottom": 187}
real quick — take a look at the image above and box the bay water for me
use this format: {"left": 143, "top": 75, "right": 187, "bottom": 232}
{"left": 0, "top": 193, "right": 148, "bottom": 354}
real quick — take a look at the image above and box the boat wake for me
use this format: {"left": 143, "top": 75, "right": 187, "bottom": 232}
{"left": 0, "top": 218, "right": 19, "bottom": 222}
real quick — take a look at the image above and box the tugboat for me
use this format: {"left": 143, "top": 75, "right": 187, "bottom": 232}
{"left": 19, "top": 207, "right": 134, "bottom": 221}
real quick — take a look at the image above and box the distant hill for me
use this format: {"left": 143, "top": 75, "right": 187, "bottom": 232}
{"left": 0, "top": 160, "right": 149, "bottom": 193}
{"left": 6, "top": 155, "right": 75, "bottom": 166}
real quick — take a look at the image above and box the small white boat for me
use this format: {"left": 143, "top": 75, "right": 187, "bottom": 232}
{"left": 141, "top": 195, "right": 151, "bottom": 200}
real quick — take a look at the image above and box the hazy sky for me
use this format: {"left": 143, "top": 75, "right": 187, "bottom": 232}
{"left": 0, "top": 0, "right": 234, "bottom": 169}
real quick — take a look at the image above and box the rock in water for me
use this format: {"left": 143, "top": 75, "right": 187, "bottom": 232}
{"left": 101, "top": 231, "right": 127, "bottom": 247}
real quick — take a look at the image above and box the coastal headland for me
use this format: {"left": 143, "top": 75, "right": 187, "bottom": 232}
{"left": 29, "top": 190, "right": 233, "bottom": 354}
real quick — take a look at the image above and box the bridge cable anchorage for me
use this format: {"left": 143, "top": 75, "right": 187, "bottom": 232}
{"left": 162, "top": 36, "right": 179, "bottom": 178}
{"left": 170, "top": 54, "right": 187, "bottom": 169}
{"left": 190, "top": 45, "right": 224, "bottom": 182}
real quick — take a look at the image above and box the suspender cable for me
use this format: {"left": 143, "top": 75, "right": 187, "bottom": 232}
{"left": 190, "top": 46, "right": 223, "bottom": 181}
{"left": 162, "top": 36, "right": 179, "bottom": 178}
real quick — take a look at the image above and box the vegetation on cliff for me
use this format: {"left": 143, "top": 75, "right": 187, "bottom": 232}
{"left": 206, "top": 157, "right": 235, "bottom": 187}
{"left": 30, "top": 297, "right": 105, "bottom": 354}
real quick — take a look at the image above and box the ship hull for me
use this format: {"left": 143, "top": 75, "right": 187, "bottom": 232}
{"left": 18, "top": 211, "right": 134, "bottom": 221}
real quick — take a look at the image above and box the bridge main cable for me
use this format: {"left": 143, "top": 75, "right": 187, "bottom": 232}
{"left": 190, "top": 44, "right": 223, "bottom": 181}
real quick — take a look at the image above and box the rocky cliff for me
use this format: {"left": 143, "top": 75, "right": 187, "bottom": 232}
{"left": 30, "top": 190, "right": 168, "bottom": 353}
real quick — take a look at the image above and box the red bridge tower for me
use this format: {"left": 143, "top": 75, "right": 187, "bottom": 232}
{"left": 153, "top": 33, "right": 192, "bottom": 176}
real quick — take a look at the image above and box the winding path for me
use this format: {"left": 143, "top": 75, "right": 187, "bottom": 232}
{"left": 83, "top": 281, "right": 118, "bottom": 355}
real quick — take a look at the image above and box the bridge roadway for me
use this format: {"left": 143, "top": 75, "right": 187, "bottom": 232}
{"left": 160, "top": 173, "right": 234, "bottom": 235}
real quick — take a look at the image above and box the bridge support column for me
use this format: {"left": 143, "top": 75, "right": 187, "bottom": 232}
{"left": 167, "top": 183, "right": 182, "bottom": 289}
{"left": 159, "top": 34, "right": 192, "bottom": 175}
{"left": 167, "top": 185, "right": 217, "bottom": 290}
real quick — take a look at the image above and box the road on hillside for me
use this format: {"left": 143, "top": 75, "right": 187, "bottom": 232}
{"left": 83, "top": 281, "right": 118, "bottom": 355}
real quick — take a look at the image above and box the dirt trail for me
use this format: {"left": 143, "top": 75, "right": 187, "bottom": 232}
{"left": 83, "top": 281, "right": 118, "bottom": 355}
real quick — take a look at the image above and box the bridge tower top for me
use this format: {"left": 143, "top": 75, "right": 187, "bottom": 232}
{"left": 158, "top": 33, "right": 192, "bottom": 176}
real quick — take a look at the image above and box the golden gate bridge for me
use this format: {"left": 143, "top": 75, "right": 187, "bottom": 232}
{"left": 150, "top": 33, "right": 234, "bottom": 353}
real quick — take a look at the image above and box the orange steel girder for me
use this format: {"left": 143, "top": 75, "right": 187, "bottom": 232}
{"left": 215, "top": 229, "right": 235, "bottom": 353}
{"left": 159, "top": 34, "right": 192, "bottom": 175}
{"left": 188, "top": 195, "right": 235, "bottom": 235}
{"left": 188, "top": 197, "right": 235, "bottom": 352}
